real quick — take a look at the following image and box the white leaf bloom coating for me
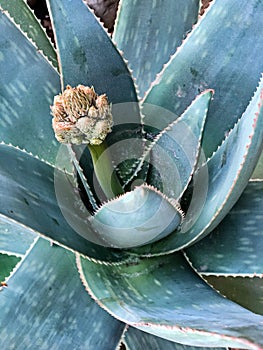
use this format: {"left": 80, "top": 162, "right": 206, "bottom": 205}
{"left": 51, "top": 85, "right": 113, "bottom": 145}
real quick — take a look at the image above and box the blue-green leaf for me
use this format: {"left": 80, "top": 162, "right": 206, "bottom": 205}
{"left": 0, "top": 0, "right": 58, "bottom": 68}
{"left": 0, "top": 238, "right": 125, "bottom": 349}
{"left": 185, "top": 181, "right": 263, "bottom": 276}
{"left": 0, "top": 144, "right": 130, "bottom": 263}
{"left": 181, "top": 81, "right": 263, "bottom": 245}
{"left": 46, "top": 0, "right": 138, "bottom": 105}
{"left": 144, "top": 0, "right": 263, "bottom": 157}
{"left": 130, "top": 75, "right": 263, "bottom": 257}
{"left": 0, "top": 216, "right": 35, "bottom": 256}
{"left": 145, "top": 90, "right": 212, "bottom": 199}
{"left": 78, "top": 251, "right": 263, "bottom": 348}
{"left": 113, "top": 0, "right": 200, "bottom": 96}
{"left": 0, "top": 11, "right": 60, "bottom": 165}
{"left": 184, "top": 180, "right": 263, "bottom": 315}
{"left": 91, "top": 185, "right": 183, "bottom": 248}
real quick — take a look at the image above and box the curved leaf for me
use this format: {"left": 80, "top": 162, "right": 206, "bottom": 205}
{"left": 113, "top": 0, "right": 200, "bottom": 96}
{"left": 91, "top": 185, "right": 183, "bottom": 248}
{"left": 129, "top": 75, "right": 263, "bottom": 257}
{"left": 185, "top": 181, "right": 263, "bottom": 276}
{"left": 0, "top": 0, "right": 58, "bottom": 68}
{"left": 0, "top": 238, "right": 125, "bottom": 349}
{"left": 0, "top": 144, "right": 130, "bottom": 263}
{"left": 181, "top": 82, "right": 263, "bottom": 245}
{"left": 145, "top": 90, "right": 212, "bottom": 199}
{"left": 144, "top": 0, "right": 263, "bottom": 157}
{"left": 46, "top": 0, "right": 138, "bottom": 105}
{"left": 0, "top": 11, "right": 60, "bottom": 165}
{"left": 78, "top": 252, "right": 263, "bottom": 348}
{"left": 184, "top": 180, "right": 263, "bottom": 316}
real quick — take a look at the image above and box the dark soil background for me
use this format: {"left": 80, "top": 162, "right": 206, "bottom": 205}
{"left": 27, "top": 0, "right": 212, "bottom": 39}
{"left": 27, "top": 0, "right": 119, "bottom": 35}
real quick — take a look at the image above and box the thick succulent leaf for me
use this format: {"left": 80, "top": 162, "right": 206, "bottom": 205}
{"left": 0, "top": 238, "right": 125, "bottom": 349}
{"left": 0, "top": 11, "right": 60, "bottom": 165}
{"left": 144, "top": 0, "right": 263, "bottom": 157}
{"left": 129, "top": 75, "right": 263, "bottom": 257}
{"left": 78, "top": 252, "right": 263, "bottom": 348}
{"left": 113, "top": 0, "right": 200, "bottom": 97}
{"left": 0, "top": 216, "right": 35, "bottom": 256}
{"left": 184, "top": 180, "right": 263, "bottom": 316}
{"left": 46, "top": 0, "right": 138, "bottom": 105}
{"left": 0, "top": 253, "right": 20, "bottom": 282}
{"left": 181, "top": 83, "right": 263, "bottom": 243}
{"left": 0, "top": 143, "right": 131, "bottom": 263}
{"left": 90, "top": 185, "right": 183, "bottom": 248}
{"left": 123, "top": 326, "right": 226, "bottom": 350}
{"left": 185, "top": 181, "right": 263, "bottom": 276}
{"left": 0, "top": 0, "right": 58, "bottom": 68}
{"left": 145, "top": 90, "right": 212, "bottom": 199}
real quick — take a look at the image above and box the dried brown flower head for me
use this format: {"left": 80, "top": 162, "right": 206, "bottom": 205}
{"left": 51, "top": 85, "right": 113, "bottom": 145}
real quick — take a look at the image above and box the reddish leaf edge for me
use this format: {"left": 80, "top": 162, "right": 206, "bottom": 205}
{"left": 76, "top": 253, "right": 263, "bottom": 350}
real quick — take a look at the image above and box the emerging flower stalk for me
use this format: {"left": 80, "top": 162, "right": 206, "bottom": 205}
{"left": 51, "top": 85, "right": 124, "bottom": 199}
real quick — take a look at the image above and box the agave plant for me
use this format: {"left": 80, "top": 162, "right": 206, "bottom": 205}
{"left": 0, "top": 0, "right": 263, "bottom": 348}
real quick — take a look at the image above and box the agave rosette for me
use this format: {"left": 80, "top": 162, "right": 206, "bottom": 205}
{"left": 0, "top": 0, "right": 263, "bottom": 348}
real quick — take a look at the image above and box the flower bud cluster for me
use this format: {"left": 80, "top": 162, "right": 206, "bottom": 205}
{"left": 51, "top": 85, "right": 113, "bottom": 145}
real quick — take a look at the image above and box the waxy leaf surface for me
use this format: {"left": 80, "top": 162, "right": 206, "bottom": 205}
{"left": 0, "top": 144, "right": 130, "bottom": 263}
{"left": 113, "top": 0, "right": 200, "bottom": 96}
{"left": 0, "top": 11, "right": 60, "bottom": 164}
{"left": 0, "top": 0, "right": 58, "bottom": 67}
{"left": 0, "top": 238, "right": 125, "bottom": 349}
{"left": 145, "top": 0, "right": 263, "bottom": 157}
{"left": 79, "top": 252, "right": 263, "bottom": 348}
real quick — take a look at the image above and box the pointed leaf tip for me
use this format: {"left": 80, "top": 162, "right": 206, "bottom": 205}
{"left": 144, "top": 90, "right": 212, "bottom": 200}
{"left": 144, "top": 0, "right": 263, "bottom": 157}
{"left": 130, "top": 75, "right": 263, "bottom": 257}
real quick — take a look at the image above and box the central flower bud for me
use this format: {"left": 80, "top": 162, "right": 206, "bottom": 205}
{"left": 51, "top": 85, "right": 113, "bottom": 145}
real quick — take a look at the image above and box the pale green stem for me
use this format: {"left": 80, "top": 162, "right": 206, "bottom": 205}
{"left": 88, "top": 141, "right": 124, "bottom": 199}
